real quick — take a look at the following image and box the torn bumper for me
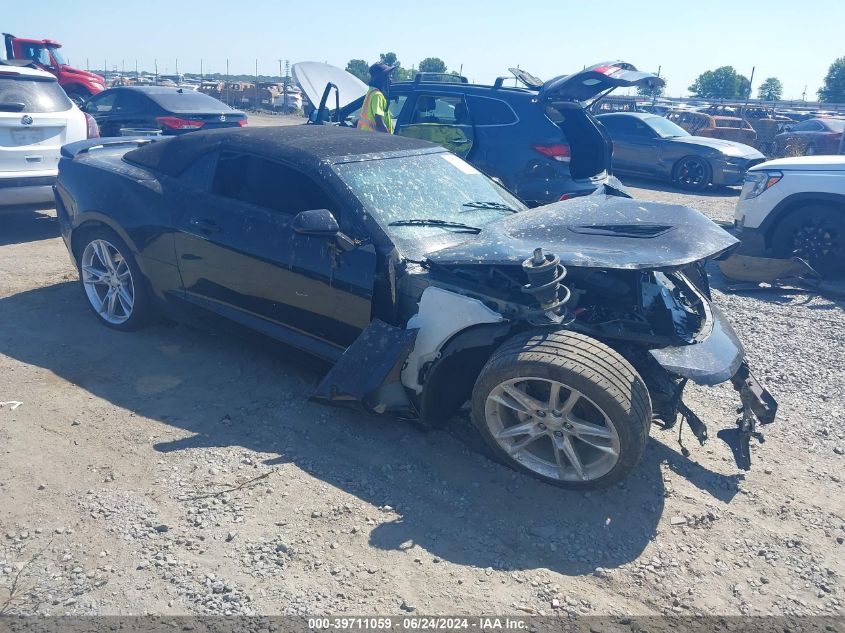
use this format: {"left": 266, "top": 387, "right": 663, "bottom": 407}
{"left": 649, "top": 306, "right": 744, "bottom": 387}
{"left": 649, "top": 306, "right": 777, "bottom": 470}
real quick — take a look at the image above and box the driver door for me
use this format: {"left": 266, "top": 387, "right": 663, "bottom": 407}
{"left": 395, "top": 93, "right": 475, "bottom": 158}
{"left": 606, "top": 116, "right": 659, "bottom": 175}
{"left": 172, "top": 150, "right": 376, "bottom": 354}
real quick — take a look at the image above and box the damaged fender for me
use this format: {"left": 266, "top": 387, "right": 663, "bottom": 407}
{"left": 312, "top": 287, "right": 506, "bottom": 415}
{"left": 312, "top": 319, "right": 418, "bottom": 414}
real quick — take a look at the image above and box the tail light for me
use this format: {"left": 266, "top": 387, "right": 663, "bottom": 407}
{"left": 155, "top": 116, "right": 205, "bottom": 130}
{"left": 84, "top": 112, "right": 99, "bottom": 139}
{"left": 533, "top": 143, "right": 571, "bottom": 162}
{"left": 237, "top": 119, "right": 248, "bottom": 127}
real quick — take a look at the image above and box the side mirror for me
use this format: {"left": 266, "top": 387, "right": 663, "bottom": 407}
{"left": 292, "top": 208, "right": 339, "bottom": 236}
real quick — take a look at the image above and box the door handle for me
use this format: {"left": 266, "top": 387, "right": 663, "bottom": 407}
{"left": 190, "top": 218, "right": 221, "bottom": 234}
{"left": 450, "top": 138, "right": 470, "bottom": 145}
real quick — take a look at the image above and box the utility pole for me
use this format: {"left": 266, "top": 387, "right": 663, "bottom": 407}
{"left": 226, "top": 58, "right": 230, "bottom": 106}
{"left": 742, "top": 66, "right": 755, "bottom": 116}
{"left": 86, "top": 58, "right": 89, "bottom": 72}
{"left": 200, "top": 58, "right": 203, "bottom": 83}
{"left": 654, "top": 65, "right": 662, "bottom": 106}
{"left": 802, "top": 85, "right": 807, "bottom": 103}
{"left": 175, "top": 58, "right": 179, "bottom": 82}
{"left": 154, "top": 58, "right": 158, "bottom": 84}
{"left": 104, "top": 59, "right": 107, "bottom": 83}
{"left": 134, "top": 59, "right": 138, "bottom": 78}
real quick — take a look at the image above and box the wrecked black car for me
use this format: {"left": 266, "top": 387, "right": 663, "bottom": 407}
{"left": 54, "top": 125, "right": 776, "bottom": 489}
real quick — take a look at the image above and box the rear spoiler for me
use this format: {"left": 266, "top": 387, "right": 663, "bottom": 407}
{"left": 61, "top": 137, "right": 159, "bottom": 159}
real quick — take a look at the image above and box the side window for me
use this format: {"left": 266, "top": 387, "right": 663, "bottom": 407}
{"left": 411, "top": 94, "right": 468, "bottom": 125}
{"left": 85, "top": 91, "right": 117, "bottom": 113}
{"left": 388, "top": 94, "right": 408, "bottom": 119}
{"left": 466, "top": 96, "right": 517, "bottom": 125}
{"left": 211, "top": 151, "right": 333, "bottom": 216}
{"left": 20, "top": 44, "right": 50, "bottom": 65}
{"left": 806, "top": 121, "right": 825, "bottom": 131}
{"left": 113, "top": 91, "right": 149, "bottom": 114}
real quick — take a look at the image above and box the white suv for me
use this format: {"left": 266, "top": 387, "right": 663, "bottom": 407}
{"left": 734, "top": 156, "right": 845, "bottom": 276}
{"left": 1, "top": 61, "right": 97, "bottom": 208}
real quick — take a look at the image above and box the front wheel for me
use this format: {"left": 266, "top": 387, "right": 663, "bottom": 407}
{"left": 471, "top": 330, "right": 651, "bottom": 490}
{"left": 673, "top": 156, "right": 712, "bottom": 190}
{"left": 770, "top": 205, "right": 844, "bottom": 277}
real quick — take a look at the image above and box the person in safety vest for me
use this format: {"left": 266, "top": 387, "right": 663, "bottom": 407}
{"left": 357, "top": 62, "right": 396, "bottom": 133}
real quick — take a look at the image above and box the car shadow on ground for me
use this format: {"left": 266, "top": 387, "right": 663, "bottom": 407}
{"left": 619, "top": 176, "right": 741, "bottom": 198}
{"left": 0, "top": 207, "right": 59, "bottom": 247}
{"left": 0, "top": 281, "right": 743, "bottom": 577}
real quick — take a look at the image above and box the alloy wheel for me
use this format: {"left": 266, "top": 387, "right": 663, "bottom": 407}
{"left": 677, "top": 157, "right": 708, "bottom": 188}
{"left": 792, "top": 219, "right": 839, "bottom": 265}
{"left": 484, "top": 377, "right": 621, "bottom": 482}
{"left": 81, "top": 239, "right": 135, "bottom": 325}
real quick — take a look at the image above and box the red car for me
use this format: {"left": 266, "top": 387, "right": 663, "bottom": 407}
{"left": 3, "top": 33, "right": 105, "bottom": 104}
{"left": 774, "top": 117, "right": 845, "bottom": 156}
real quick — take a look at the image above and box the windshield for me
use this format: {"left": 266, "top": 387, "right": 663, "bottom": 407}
{"left": 647, "top": 117, "right": 690, "bottom": 138}
{"left": 333, "top": 152, "right": 527, "bottom": 240}
{"left": 48, "top": 46, "right": 66, "bottom": 66}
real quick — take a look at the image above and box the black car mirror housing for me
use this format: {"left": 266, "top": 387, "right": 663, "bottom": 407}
{"left": 293, "top": 208, "right": 340, "bottom": 235}
{"left": 292, "top": 209, "right": 356, "bottom": 251}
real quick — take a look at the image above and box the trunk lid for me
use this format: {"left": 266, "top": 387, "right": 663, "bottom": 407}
{"left": 539, "top": 62, "right": 664, "bottom": 106}
{"left": 0, "top": 111, "right": 70, "bottom": 173}
{"left": 426, "top": 193, "right": 738, "bottom": 271}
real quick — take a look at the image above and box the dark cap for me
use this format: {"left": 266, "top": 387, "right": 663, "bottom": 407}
{"left": 369, "top": 62, "right": 397, "bottom": 78}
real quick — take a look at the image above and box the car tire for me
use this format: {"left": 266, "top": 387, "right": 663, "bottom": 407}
{"left": 673, "top": 156, "right": 712, "bottom": 190}
{"left": 470, "top": 329, "right": 651, "bottom": 490}
{"left": 75, "top": 227, "right": 153, "bottom": 331}
{"left": 770, "top": 204, "right": 845, "bottom": 277}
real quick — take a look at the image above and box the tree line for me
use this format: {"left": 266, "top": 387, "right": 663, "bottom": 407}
{"left": 345, "top": 54, "right": 845, "bottom": 104}
{"left": 346, "top": 53, "right": 452, "bottom": 84}
{"left": 638, "top": 59, "right": 845, "bottom": 103}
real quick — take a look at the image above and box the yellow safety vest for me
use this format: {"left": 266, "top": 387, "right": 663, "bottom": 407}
{"left": 357, "top": 88, "right": 394, "bottom": 133}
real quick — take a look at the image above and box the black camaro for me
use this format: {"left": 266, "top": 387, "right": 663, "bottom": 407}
{"left": 54, "top": 125, "right": 776, "bottom": 489}
{"left": 597, "top": 112, "right": 765, "bottom": 190}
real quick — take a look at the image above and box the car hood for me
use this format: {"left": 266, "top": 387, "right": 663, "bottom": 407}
{"left": 749, "top": 155, "right": 845, "bottom": 171}
{"left": 539, "top": 62, "right": 664, "bottom": 105}
{"left": 666, "top": 135, "right": 763, "bottom": 157}
{"left": 60, "top": 65, "right": 104, "bottom": 84}
{"left": 426, "top": 193, "right": 738, "bottom": 271}
{"left": 292, "top": 61, "right": 368, "bottom": 109}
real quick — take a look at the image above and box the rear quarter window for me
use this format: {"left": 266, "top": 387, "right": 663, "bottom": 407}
{"left": 0, "top": 76, "right": 72, "bottom": 113}
{"left": 467, "top": 96, "right": 517, "bottom": 125}
{"left": 149, "top": 90, "right": 232, "bottom": 113}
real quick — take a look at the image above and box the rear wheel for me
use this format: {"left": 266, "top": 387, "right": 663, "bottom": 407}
{"left": 771, "top": 205, "right": 845, "bottom": 277}
{"left": 471, "top": 330, "right": 651, "bottom": 490}
{"left": 75, "top": 228, "right": 153, "bottom": 330}
{"left": 673, "top": 156, "right": 712, "bottom": 190}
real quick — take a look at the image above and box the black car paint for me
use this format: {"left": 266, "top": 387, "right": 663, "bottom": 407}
{"left": 597, "top": 112, "right": 765, "bottom": 186}
{"left": 55, "top": 126, "right": 775, "bottom": 473}
{"left": 82, "top": 86, "right": 247, "bottom": 137}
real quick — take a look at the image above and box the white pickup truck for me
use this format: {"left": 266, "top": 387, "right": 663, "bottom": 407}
{"left": 734, "top": 156, "right": 845, "bottom": 276}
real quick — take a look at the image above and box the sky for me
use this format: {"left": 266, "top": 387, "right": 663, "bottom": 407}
{"left": 6, "top": 0, "right": 844, "bottom": 101}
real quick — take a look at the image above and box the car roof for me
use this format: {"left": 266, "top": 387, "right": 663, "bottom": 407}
{"left": 124, "top": 124, "right": 438, "bottom": 176}
{"left": 392, "top": 80, "right": 535, "bottom": 99}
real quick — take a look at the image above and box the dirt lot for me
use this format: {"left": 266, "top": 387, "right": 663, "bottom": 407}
{"left": 1, "top": 162, "right": 844, "bottom": 617}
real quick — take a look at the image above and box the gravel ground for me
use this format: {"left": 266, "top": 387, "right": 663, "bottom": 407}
{"left": 1, "top": 170, "right": 843, "bottom": 617}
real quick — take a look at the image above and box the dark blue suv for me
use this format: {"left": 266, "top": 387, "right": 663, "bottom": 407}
{"left": 297, "top": 62, "right": 663, "bottom": 206}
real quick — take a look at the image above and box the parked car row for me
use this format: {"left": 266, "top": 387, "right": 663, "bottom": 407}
{"left": 0, "top": 60, "right": 97, "bottom": 207}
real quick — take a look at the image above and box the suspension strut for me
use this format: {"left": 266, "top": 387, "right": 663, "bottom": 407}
{"left": 521, "top": 247, "right": 572, "bottom": 325}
